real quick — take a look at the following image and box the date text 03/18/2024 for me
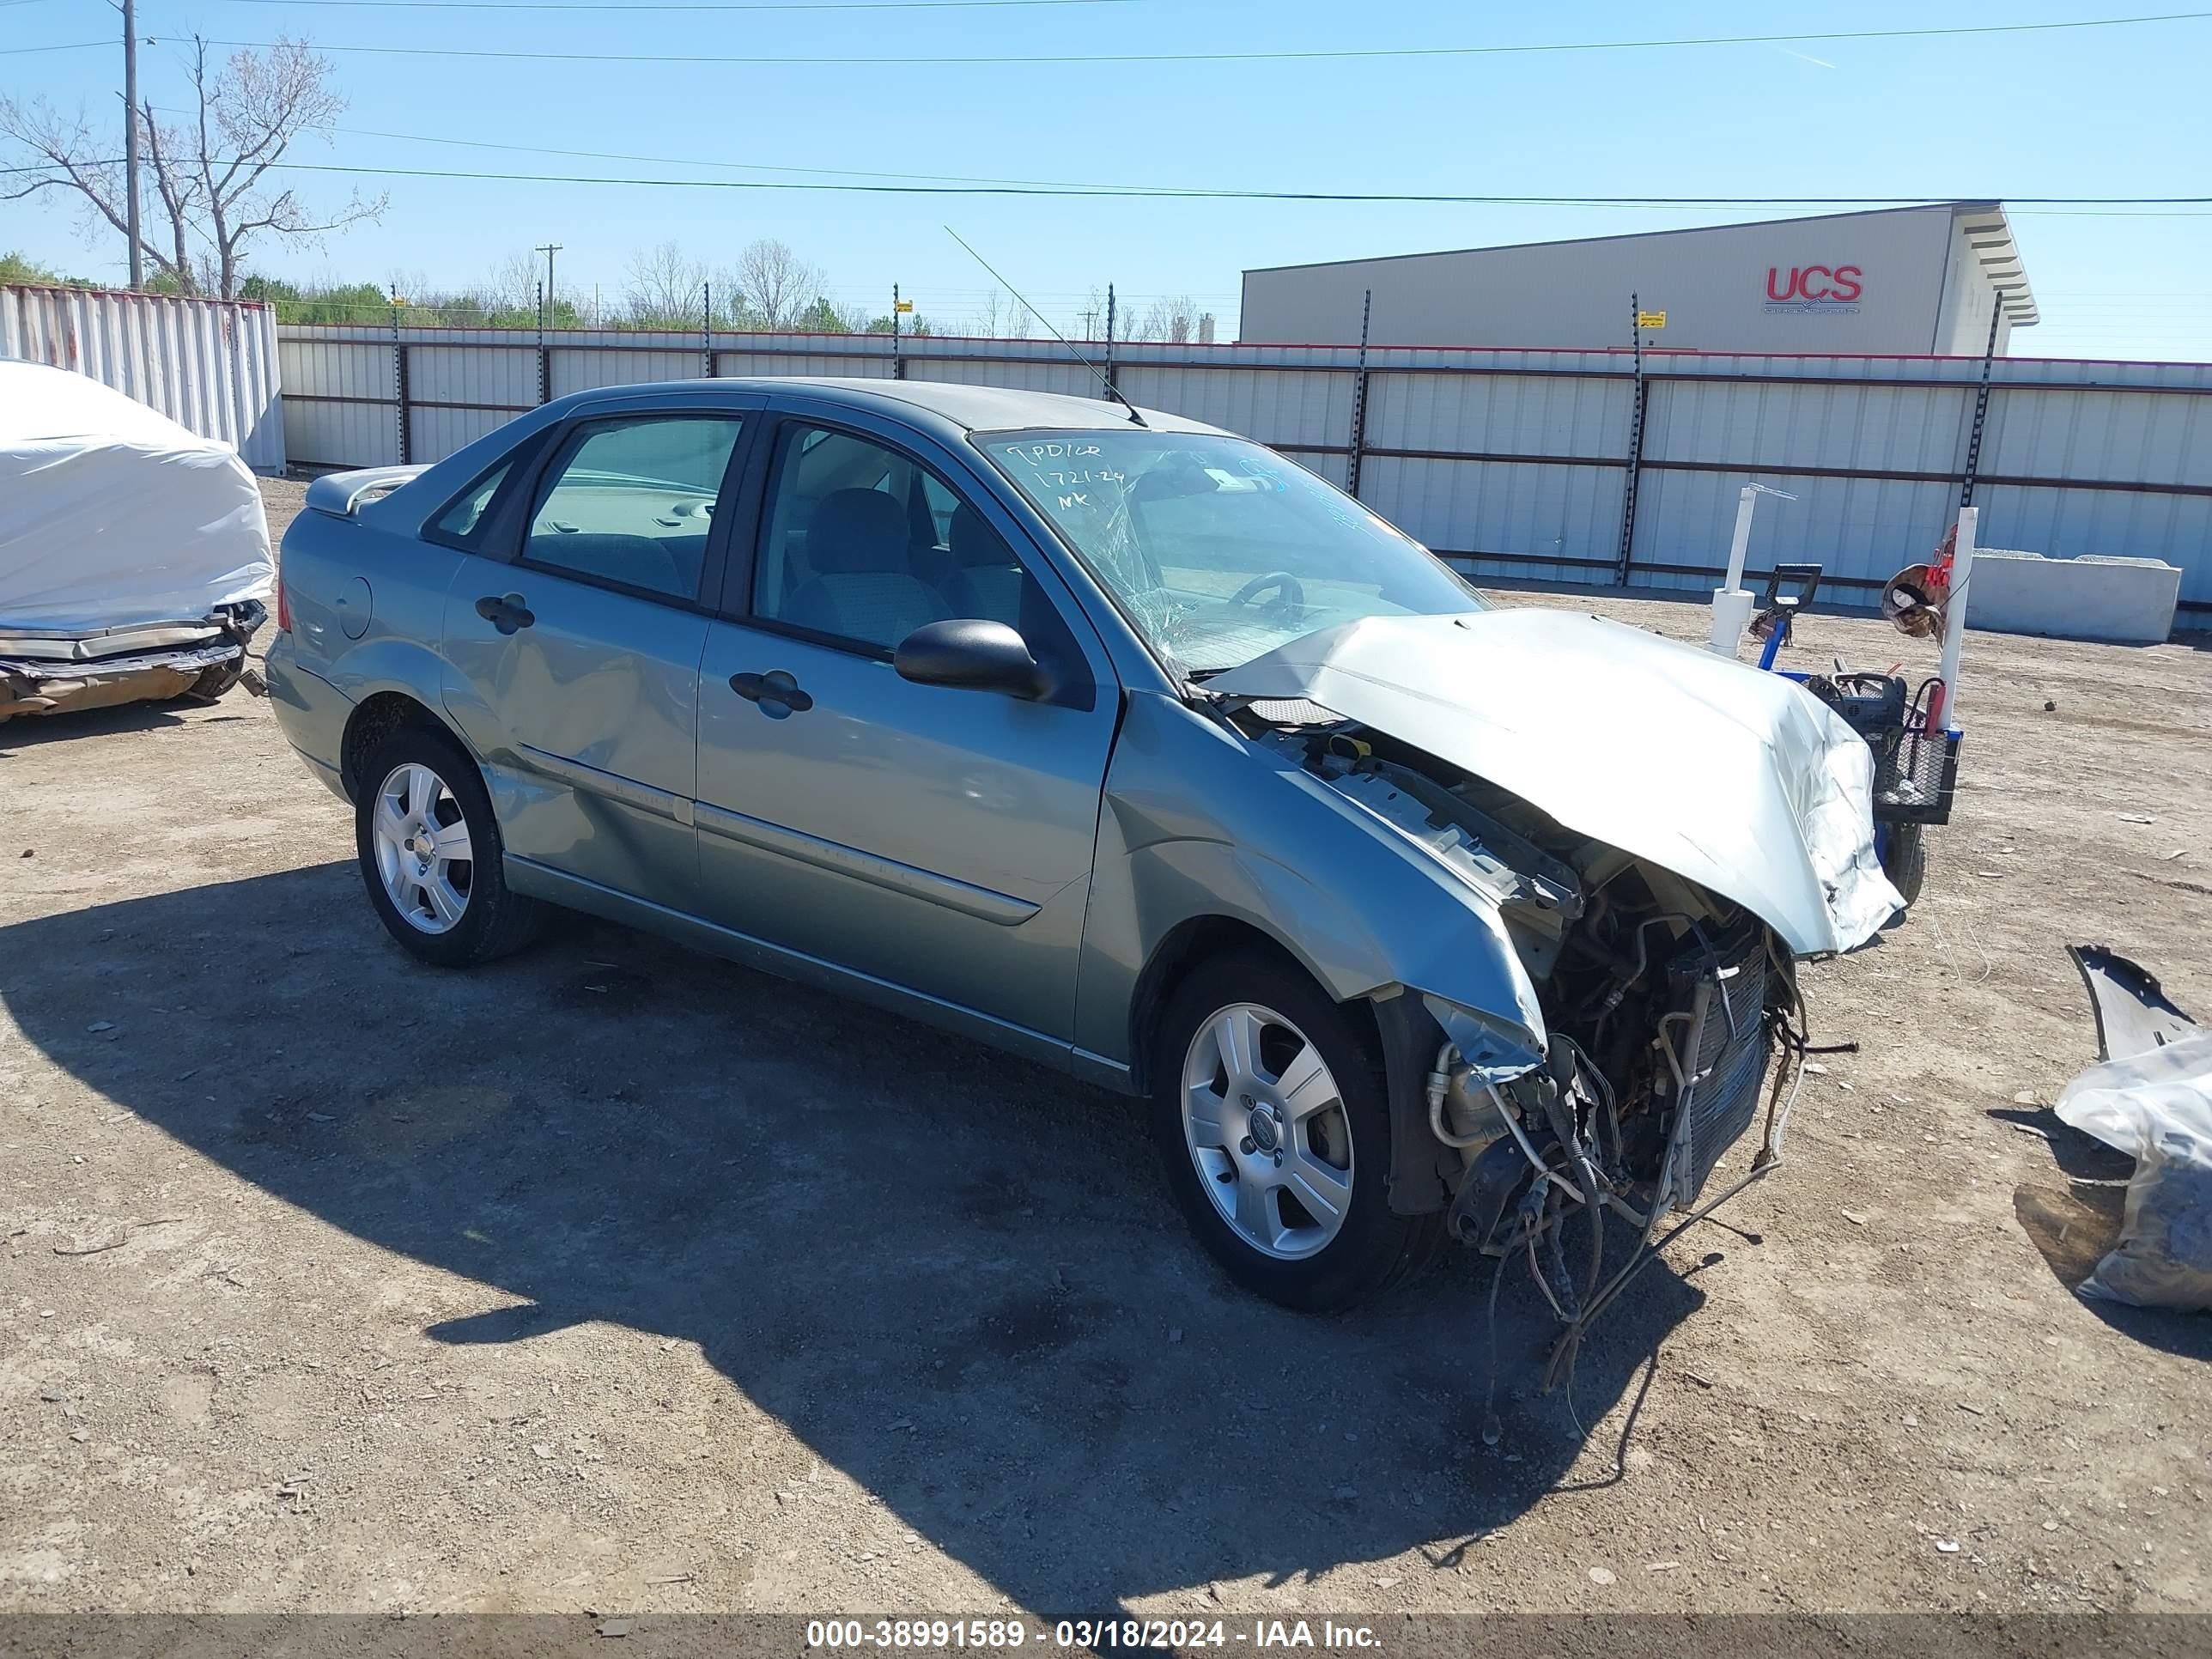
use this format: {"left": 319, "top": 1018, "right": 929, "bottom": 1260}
{"left": 805, "top": 1619, "right": 1382, "bottom": 1650}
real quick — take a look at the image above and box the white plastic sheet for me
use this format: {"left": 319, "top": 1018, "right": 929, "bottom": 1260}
{"left": 0, "top": 359, "right": 272, "bottom": 633}
{"left": 2057, "top": 1031, "right": 2212, "bottom": 1311}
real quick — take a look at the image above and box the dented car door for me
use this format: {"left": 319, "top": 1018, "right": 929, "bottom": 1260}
{"left": 440, "top": 404, "right": 755, "bottom": 912}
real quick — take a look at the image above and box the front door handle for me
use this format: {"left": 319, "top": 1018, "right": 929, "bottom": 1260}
{"left": 728, "top": 669, "right": 814, "bottom": 717}
{"left": 475, "top": 593, "right": 535, "bottom": 635}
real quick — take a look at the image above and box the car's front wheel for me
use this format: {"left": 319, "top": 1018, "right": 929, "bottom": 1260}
{"left": 354, "top": 726, "right": 544, "bottom": 968}
{"left": 1150, "top": 951, "right": 1443, "bottom": 1312}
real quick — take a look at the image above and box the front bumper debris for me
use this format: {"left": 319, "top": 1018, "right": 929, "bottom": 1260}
{"left": 0, "top": 601, "right": 265, "bottom": 723}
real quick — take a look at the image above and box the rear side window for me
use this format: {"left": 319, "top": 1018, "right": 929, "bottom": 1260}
{"left": 522, "top": 415, "right": 744, "bottom": 602}
{"left": 433, "top": 462, "right": 510, "bottom": 544}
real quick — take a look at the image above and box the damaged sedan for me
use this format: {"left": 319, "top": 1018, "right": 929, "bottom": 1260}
{"left": 1, "top": 361, "right": 271, "bottom": 723}
{"left": 264, "top": 378, "right": 1899, "bottom": 1339}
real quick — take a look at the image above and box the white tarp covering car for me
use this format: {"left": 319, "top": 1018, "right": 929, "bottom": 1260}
{"left": 0, "top": 358, "right": 272, "bottom": 722}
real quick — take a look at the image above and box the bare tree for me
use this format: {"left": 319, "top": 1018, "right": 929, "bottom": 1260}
{"left": 1, "top": 36, "right": 383, "bottom": 297}
{"left": 623, "top": 240, "right": 707, "bottom": 329}
{"left": 485, "top": 249, "right": 541, "bottom": 311}
{"left": 969, "top": 287, "right": 1031, "bottom": 340}
{"left": 697, "top": 267, "right": 757, "bottom": 331}
{"left": 1133, "top": 294, "right": 1202, "bottom": 344}
{"left": 732, "top": 238, "right": 823, "bottom": 331}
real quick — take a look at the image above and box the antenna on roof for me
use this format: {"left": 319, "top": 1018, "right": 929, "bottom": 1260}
{"left": 944, "top": 227, "right": 1146, "bottom": 428}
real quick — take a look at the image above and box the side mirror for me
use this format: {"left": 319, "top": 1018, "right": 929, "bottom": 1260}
{"left": 894, "top": 618, "right": 1054, "bottom": 701}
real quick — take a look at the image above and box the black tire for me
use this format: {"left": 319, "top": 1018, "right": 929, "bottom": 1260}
{"left": 1883, "top": 820, "right": 1928, "bottom": 906}
{"left": 1150, "top": 950, "right": 1445, "bottom": 1313}
{"left": 353, "top": 725, "right": 544, "bottom": 969}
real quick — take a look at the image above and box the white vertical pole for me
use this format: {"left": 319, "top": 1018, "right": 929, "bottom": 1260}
{"left": 1707, "top": 484, "right": 1760, "bottom": 655}
{"left": 1936, "top": 505, "right": 1976, "bottom": 730}
{"left": 1723, "top": 483, "right": 1757, "bottom": 591}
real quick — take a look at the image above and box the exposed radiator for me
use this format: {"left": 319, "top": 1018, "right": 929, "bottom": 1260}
{"left": 1652, "top": 927, "right": 1774, "bottom": 1214}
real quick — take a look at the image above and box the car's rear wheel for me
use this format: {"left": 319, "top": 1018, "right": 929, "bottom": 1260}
{"left": 1150, "top": 951, "right": 1443, "bottom": 1312}
{"left": 354, "top": 726, "right": 544, "bottom": 968}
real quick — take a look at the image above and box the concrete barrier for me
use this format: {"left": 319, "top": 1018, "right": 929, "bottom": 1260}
{"left": 1967, "top": 550, "right": 2182, "bottom": 645}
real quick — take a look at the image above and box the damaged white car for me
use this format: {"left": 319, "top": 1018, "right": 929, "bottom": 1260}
{"left": 263, "top": 379, "right": 1899, "bottom": 1361}
{"left": 1, "top": 360, "right": 272, "bottom": 724}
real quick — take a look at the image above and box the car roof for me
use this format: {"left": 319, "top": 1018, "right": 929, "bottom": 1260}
{"left": 584, "top": 375, "right": 1230, "bottom": 440}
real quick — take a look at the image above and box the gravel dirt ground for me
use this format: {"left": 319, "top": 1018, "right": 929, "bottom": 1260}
{"left": 2, "top": 475, "right": 2208, "bottom": 1620}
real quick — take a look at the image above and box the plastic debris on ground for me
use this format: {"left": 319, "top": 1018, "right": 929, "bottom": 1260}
{"left": 2054, "top": 947, "right": 2212, "bottom": 1312}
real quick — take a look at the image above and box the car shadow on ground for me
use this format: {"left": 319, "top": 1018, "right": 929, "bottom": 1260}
{"left": 0, "top": 699, "right": 195, "bottom": 751}
{"left": 3, "top": 863, "right": 1711, "bottom": 1613}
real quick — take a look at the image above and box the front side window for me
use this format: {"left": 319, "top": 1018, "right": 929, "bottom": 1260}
{"left": 979, "top": 429, "right": 1484, "bottom": 677}
{"left": 753, "top": 424, "right": 1026, "bottom": 653}
{"left": 522, "top": 415, "right": 744, "bottom": 600}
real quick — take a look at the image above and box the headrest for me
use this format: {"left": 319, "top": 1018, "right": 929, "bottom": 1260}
{"left": 805, "top": 489, "right": 911, "bottom": 574}
{"left": 947, "top": 502, "right": 1008, "bottom": 568}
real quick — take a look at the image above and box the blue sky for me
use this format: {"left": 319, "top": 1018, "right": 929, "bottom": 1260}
{"left": 4, "top": 0, "right": 2209, "bottom": 356}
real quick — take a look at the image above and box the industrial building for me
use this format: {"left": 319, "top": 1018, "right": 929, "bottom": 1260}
{"left": 1240, "top": 202, "right": 2038, "bottom": 356}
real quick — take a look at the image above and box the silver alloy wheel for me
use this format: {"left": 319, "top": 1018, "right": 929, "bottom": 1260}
{"left": 371, "top": 761, "right": 474, "bottom": 935}
{"left": 1181, "top": 1001, "right": 1354, "bottom": 1261}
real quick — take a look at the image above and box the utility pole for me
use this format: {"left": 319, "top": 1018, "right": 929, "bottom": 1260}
{"left": 122, "top": 0, "right": 143, "bottom": 289}
{"left": 535, "top": 243, "right": 562, "bottom": 329}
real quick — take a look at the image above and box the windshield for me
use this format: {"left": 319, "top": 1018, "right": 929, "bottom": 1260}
{"left": 978, "top": 428, "right": 1484, "bottom": 676}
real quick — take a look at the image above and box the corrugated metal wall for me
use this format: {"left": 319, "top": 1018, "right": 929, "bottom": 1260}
{"left": 3, "top": 284, "right": 285, "bottom": 473}
{"left": 276, "top": 325, "right": 2212, "bottom": 618}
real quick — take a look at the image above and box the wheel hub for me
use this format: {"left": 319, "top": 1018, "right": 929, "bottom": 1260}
{"left": 1180, "top": 1000, "right": 1354, "bottom": 1261}
{"left": 1245, "top": 1100, "right": 1282, "bottom": 1154}
{"left": 372, "top": 762, "right": 473, "bottom": 937}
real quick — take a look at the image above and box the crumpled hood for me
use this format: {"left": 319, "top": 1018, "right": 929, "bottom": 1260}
{"left": 1210, "top": 608, "right": 1902, "bottom": 957}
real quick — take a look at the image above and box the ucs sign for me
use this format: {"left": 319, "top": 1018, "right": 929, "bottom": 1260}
{"left": 1766, "top": 264, "right": 1864, "bottom": 304}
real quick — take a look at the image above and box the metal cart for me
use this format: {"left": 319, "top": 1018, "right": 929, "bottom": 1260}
{"left": 1725, "top": 507, "right": 1980, "bottom": 907}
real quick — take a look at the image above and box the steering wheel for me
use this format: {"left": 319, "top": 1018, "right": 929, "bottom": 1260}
{"left": 1228, "top": 571, "right": 1305, "bottom": 616}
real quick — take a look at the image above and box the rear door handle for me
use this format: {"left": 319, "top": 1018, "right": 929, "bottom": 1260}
{"left": 728, "top": 669, "right": 813, "bottom": 717}
{"left": 475, "top": 593, "right": 535, "bottom": 634}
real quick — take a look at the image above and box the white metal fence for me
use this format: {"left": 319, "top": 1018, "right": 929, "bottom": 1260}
{"left": 276, "top": 325, "right": 2212, "bottom": 619}
{"left": 4, "top": 284, "right": 285, "bottom": 473}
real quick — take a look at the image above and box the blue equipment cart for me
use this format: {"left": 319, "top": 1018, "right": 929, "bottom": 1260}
{"left": 1747, "top": 563, "right": 1962, "bottom": 905}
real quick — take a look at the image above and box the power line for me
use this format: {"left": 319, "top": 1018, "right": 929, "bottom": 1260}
{"left": 9, "top": 154, "right": 2210, "bottom": 210}
{"left": 94, "top": 106, "right": 2203, "bottom": 211}
{"left": 314, "top": 122, "right": 2212, "bottom": 215}
{"left": 174, "top": 10, "right": 2212, "bottom": 67}
{"left": 179, "top": 0, "right": 1149, "bottom": 9}
{"left": 192, "top": 161, "right": 2212, "bottom": 208}
{"left": 273, "top": 116, "right": 1254, "bottom": 193}
{"left": 0, "top": 38, "right": 106, "bottom": 52}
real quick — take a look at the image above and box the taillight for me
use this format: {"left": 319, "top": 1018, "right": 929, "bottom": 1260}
{"left": 276, "top": 576, "right": 291, "bottom": 633}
